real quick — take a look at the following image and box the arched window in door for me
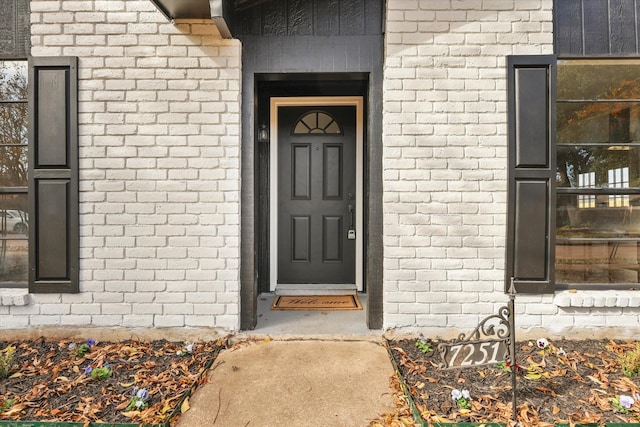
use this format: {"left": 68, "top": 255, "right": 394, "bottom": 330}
{"left": 292, "top": 111, "right": 342, "bottom": 135}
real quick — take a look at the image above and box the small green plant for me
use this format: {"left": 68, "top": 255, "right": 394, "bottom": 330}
{"left": 0, "top": 345, "right": 16, "bottom": 379}
{"left": 496, "top": 362, "right": 511, "bottom": 373}
{"left": 496, "top": 361, "right": 524, "bottom": 375}
{"left": 69, "top": 338, "right": 97, "bottom": 357}
{"left": 84, "top": 364, "right": 112, "bottom": 380}
{"left": 618, "top": 342, "right": 640, "bottom": 377}
{"left": 415, "top": 334, "right": 433, "bottom": 354}
{"left": 451, "top": 389, "right": 471, "bottom": 409}
{"left": 0, "top": 398, "right": 14, "bottom": 413}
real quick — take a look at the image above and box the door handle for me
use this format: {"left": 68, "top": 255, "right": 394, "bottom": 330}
{"left": 347, "top": 204, "right": 356, "bottom": 240}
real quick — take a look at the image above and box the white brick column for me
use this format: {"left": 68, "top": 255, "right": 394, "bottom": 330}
{"left": 383, "top": 0, "right": 554, "bottom": 334}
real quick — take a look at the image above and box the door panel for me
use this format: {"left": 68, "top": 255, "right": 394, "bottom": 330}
{"left": 323, "top": 216, "right": 343, "bottom": 262}
{"left": 323, "top": 144, "right": 342, "bottom": 199}
{"left": 277, "top": 105, "right": 356, "bottom": 284}
{"left": 292, "top": 144, "right": 311, "bottom": 199}
{"left": 291, "top": 216, "right": 311, "bottom": 262}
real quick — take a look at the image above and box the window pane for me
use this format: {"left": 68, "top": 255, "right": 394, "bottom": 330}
{"left": 558, "top": 60, "right": 640, "bottom": 101}
{"left": 557, "top": 193, "right": 640, "bottom": 284}
{"left": 557, "top": 145, "right": 640, "bottom": 189}
{"left": 557, "top": 193, "right": 640, "bottom": 235}
{"left": 0, "top": 194, "right": 28, "bottom": 283}
{"left": 0, "top": 143, "right": 27, "bottom": 187}
{"left": 292, "top": 111, "right": 343, "bottom": 135}
{"left": 556, "top": 240, "right": 640, "bottom": 284}
{"left": 0, "top": 61, "right": 28, "bottom": 101}
{"left": 558, "top": 102, "right": 640, "bottom": 145}
{"left": 0, "top": 104, "right": 28, "bottom": 188}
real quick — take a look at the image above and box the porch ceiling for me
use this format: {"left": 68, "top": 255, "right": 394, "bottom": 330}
{"left": 150, "top": 0, "right": 232, "bottom": 38}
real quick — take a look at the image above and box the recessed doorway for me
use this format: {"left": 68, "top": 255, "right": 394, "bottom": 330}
{"left": 269, "top": 97, "right": 364, "bottom": 295}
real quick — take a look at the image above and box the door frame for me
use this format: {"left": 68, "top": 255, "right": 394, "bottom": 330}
{"left": 269, "top": 96, "right": 364, "bottom": 292}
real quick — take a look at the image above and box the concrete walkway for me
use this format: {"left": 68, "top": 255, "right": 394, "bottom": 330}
{"left": 175, "top": 339, "right": 396, "bottom": 427}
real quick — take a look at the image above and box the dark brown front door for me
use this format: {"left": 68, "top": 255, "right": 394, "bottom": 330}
{"left": 277, "top": 105, "right": 356, "bottom": 285}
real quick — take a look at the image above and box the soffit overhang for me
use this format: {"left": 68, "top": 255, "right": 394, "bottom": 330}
{"left": 150, "top": 0, "right": 232, "bottom": 38}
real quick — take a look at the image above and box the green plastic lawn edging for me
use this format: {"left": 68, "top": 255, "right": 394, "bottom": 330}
{"left": 0, "top": 423, "right": 155, "bottom": 427}
{"left": 385, "top": 341, "right": 431, "bottom": 427}
{"left": 384, "top": 340, "right": 640, "bottom": 427}
{"left": 0, "top": 342, "right": 226, "bottom": 427}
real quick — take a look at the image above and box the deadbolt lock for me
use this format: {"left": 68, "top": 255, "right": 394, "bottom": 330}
{"left": 347, "top": 229, "right": 356, "bottom": 240}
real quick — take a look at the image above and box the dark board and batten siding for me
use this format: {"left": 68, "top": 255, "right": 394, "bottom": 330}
{"left": 555, "top": 0, "right": 640, "bottom": 55}
{"left": 238, "top": 0, "right": 384, "bottom": 329}
{"left": 233, "top": 0, "right": 382, "bottom": 36}
{"left": 0, "top": 0, "right": 30, "bottom": 58}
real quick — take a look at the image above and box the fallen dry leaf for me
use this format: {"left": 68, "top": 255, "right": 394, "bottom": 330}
{"left": 180, "top": 397, "right": 190, "bottom": 413}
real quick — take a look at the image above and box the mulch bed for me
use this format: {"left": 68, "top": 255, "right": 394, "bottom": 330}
{"left": 382, "top": 338, "right": 640, "bottom": 426}
{"left": 0, "top": 338, "right": 225, "bottom": 426}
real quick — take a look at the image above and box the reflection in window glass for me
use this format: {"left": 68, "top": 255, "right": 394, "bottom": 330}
{"left": 0, "top": 60, "right": 28, "bottom": 286}
{"left": 556, "top": 145, "right": 640, "bottom": 189}
{"left": 557, "top": 60, "right": 640, "bottom": 286}
{"left": 609, "top": 167, "right": 630, "bottom": 207}
{"left": 0, "top": 102, "right": 28, "bottom": 188}
{"left": 578, "top": 172, "right": 595, "bottom": 208}
{"left": 558, "top": 102, "right": 640, "bottom": 145}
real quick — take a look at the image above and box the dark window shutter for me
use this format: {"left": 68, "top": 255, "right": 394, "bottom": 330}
{"left": 28, "top": 57, "right": 79, "bottom": 293}
{"left": 506, "top": 55, "right": 556, "bottom": 294}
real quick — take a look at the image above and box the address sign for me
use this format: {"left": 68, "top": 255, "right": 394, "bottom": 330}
{"left": 437, "top": 305, "right": 512, "bottom": 369}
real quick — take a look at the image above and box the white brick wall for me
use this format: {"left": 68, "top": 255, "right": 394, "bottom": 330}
{"left": 3, "top": 0, "right": 638, "bottom": 336}
{"left": 383, "top": 0, "right": 640, "bottom": 339}
{"left": 383, "top": 0, "right": 553, "bottom": 333}
{"left": 4, "top": 0, "right": 242, "bottom": 331}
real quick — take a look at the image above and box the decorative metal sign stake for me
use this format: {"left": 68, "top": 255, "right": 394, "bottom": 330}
{"left": 436, "top": 279, "right": 518, "bottom": 422}
{"left": 508, "top": 278, "right": 517, "bottom": 423}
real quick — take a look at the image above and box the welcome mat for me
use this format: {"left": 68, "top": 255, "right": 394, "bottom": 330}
{"left": 271, "top": 295, "right": 362, "bottom": 311}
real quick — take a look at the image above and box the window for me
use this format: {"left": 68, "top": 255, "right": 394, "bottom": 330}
{"left": 0, "top": 60, "right": 28, "bottom": 288}
{"left": 0, "top": 57, "right": 79, "bottom": 293}
{"left": 556, "top": 59, "right": 640, "bottom": 288}
{"left": 292, "top": 111, "right": 342, "bottom": 135}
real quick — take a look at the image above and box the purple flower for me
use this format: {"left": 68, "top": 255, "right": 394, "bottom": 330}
{"left": 127, "top": 387, "right": 150, "bottom": 411}
{"left": 86, "top": 339, "right": 97, "bottom": 347}
{"left": 620, "top": 395, "right": 635, "bottom": 409}
{"left": 83, "top": 366, "right": 93, "bottom": 375}
{"left": 136, "top": 388, "right": 149, "bottom": 400}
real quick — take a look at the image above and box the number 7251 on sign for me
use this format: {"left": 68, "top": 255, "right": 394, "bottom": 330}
{"left": 438, "top": 340, "right": 509, "bottom": 369}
